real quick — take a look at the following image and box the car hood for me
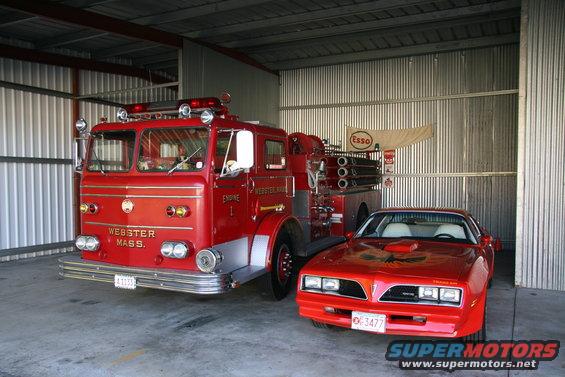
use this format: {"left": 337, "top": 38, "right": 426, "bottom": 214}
{"left": 307, "top": 238, "right": 478, "bottom": 281}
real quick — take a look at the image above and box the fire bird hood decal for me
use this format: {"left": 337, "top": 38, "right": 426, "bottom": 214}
{"left": 309, "top": 239, "right": 477, "bottom": 281}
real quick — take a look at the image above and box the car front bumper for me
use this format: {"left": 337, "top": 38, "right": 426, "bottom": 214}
{"left": 296, "top": 291, "right": 484, "bottom": 338}
{"left": 59, "top": 255, "right": 233, "bottom": 294}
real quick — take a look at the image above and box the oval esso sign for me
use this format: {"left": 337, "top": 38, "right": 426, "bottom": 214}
{"left": 349, "top": 131, "right": 374, "bottom": 150}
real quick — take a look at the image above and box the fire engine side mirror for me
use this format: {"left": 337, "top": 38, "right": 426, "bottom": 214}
{"left": 236, "top": 130, "right": 254, "bottom": 169}
{"left": 73, "top": 137, "right": 87, "bottom": 173}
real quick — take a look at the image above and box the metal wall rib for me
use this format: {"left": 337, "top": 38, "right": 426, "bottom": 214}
{"left": 516, "top": 0, "right": 565, "bottom": 290}
{"left": 280, "top": 45, "right": 518, "bottom": 246}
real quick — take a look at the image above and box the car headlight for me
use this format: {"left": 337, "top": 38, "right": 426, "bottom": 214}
{"left": 322, "top": 278, "right": 340, "bottom": 291}
{"left": 439, "top": 288, "right": 461, "bottom": 303}
{"left": 196, "top": 248, "right": 222, "bottom": 273}
{"left": 172, "top": 243, "right": 188, "bottom": 259}
{"left": 418, "top": 286, "right": 439, "bottom": 301}
{"left": 303, "top": 276, "right": 322, "bottom": 290}
{"left": 161, "top": 242, "right": 174, "bottom": 257}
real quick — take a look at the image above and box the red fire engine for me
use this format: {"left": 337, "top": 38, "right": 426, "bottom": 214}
{"left": 60, "top": 95, "right": 382, "bottom": 300}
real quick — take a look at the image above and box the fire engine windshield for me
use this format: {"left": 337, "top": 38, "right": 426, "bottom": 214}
{"left": 87, "top": 130, "right": 136, "bottom": 172}
{"left": 137, "top": 127, "right": 209, "bottom": 172}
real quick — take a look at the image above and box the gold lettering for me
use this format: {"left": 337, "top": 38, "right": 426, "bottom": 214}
{"left": 140, "top": 230, "right": 147, "bottom": 238}
{"left": 148, "top": 230, "right": 156, "bottom": 238}
{"left": 136, "top": 240, "right": 144, "bottom": 248}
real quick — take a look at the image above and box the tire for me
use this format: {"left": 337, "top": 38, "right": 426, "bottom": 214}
{"left": 262, "top": 231, "right": 294, "bottom": 301}
{"left": 463, "top": 301, "right": 487, "bottom": 343}
{"left": 355, "top": 203, "right": 369, "bottom": 229}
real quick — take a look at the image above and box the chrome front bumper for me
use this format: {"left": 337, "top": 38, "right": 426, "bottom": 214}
{"left": 58, "top": 255, "right": 232, "bottom": 294}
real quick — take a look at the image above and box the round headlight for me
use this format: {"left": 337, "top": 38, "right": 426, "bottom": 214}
{"left": 79, "top": 203, "right": 89, "bottom": 214}
{"left": 178, "top": 103, "right": 191, "bottom": 118}
{"left": 75, "top": 236, "right": 86, "bottom": 250}
{"left": 172, "top": 243, "right": 188, "bottom": 259}
{"left": 200, "top": 110, "right": 214, "bottom": 124}
{"left": 196, "top": 249, "right": 223, "bottom": 273}
{"left": 84, "top": 236, "right": 100, "bottom": 251}
{"left": 75, "top": 118, "right": 88, "bottom": 133}
{"left": 161, "top": 242, "right": 174, "bottom": 257}
{"left": 116, "top": 107, "right": 128, "bottom": 122}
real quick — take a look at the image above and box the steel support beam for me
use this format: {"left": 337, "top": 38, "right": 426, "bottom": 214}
{"left": 270, "top": 34, "right": 520, "bottom": 70}
{"left": 93, "top": 41, "right": 161, "bottom": 59}
{"left": 184, "top": 0, "right": 431, "bottom": 39}
{"left": 0, "top": 44, "right": 172, "bottom": 84}
{"left": 226, "top": 0, "right": 521, "bottom": 49}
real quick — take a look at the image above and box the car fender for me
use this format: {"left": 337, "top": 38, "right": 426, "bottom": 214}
{"left": 250, "top": 212, "right": 304, "bottom": 271}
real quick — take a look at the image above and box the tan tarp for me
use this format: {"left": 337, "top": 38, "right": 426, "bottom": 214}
{"left": 345, "top": 124, "right": 433, "bottom": 151}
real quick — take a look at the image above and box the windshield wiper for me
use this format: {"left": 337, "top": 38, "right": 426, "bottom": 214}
{"left": 168, "top": 146, "right": 202, "bottom": 175}
{"left": 90, "top": 146, "right": 106, "bottom": 175}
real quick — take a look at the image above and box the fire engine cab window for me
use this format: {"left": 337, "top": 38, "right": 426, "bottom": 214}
{"left": 138, "top": 127, "right": 208, "bottom": 172}
{"left": 264, "top": 140, "right": 286, "bottom": 170}
{"left": 88, "top": 130, "right": 135, "bottom": 172}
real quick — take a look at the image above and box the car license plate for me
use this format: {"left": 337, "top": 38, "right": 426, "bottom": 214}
{"left": 351, "top": 311, "right": 386, "bottom": 333}
{"left": 114, "top": 274, "right": 136, "bottom": 290}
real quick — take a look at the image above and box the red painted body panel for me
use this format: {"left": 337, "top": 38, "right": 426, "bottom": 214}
{"left": 296, "top": 208, "right": 493, "bottom": 338}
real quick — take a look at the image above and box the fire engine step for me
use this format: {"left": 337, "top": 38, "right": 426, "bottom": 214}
{"left": 305, "top": 236, "right": 346, "bottom": 256}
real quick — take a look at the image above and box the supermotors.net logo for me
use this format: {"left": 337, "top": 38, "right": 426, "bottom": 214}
{"left": 386, "top": 340, "right": 560, "bottom": 371}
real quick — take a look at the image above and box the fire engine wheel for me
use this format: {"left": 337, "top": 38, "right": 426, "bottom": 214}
{"left": 263, "top": 232, "right": 294, "bottom": 301}
{"left": 463, "top": 300, "right": 487, "bottom": 343}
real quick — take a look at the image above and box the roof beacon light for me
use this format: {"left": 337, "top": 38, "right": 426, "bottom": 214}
{"left": 200, "top": 110, "right": 214, "bottom": 124}
{"left": 178, "top": 103, "right": 191, "bottom": 118}
{"left": 117, "top": 107, "right": 128, "bottom": 122}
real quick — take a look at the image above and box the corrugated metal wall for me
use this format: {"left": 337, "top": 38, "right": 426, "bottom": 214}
{"left": 280, "top": 45, "right": 518, "bottom": 246}
{"left": 516, "top": 0, "right": 565, "bottom": 290}
{"left": 0, "top": 59, "right": 176, "bottom": 261}
{"left": 180, "top": 40, "right": 279, "bottom": 126}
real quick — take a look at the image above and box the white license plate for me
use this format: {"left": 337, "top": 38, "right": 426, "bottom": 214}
{"left": 114, "top": 274, "right": 136, "bottom": 290}
{"left": 351, "top": 311, "right": 386, "bottom": 333}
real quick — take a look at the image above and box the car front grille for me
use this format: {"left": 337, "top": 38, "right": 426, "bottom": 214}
{"left": 380, "top": 285, "right": 419, "bottom": 302}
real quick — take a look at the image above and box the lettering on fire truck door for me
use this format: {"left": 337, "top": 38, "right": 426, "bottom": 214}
{"left": 212, "top": 130, "right": 248, "bottom": 244}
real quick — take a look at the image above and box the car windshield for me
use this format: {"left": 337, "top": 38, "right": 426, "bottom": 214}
{"left": 87, "top": 130, "right": 136, "bottom": 172}
{"left": 137, "top": 127, "right": 209, "bottom": 172}
{"left": 357, "top": 211, "right": 477, "bottom": 244}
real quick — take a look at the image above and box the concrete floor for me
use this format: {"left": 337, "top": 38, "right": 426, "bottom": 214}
{"left": 0, "top": 251, "right": 563, "bottom": 377}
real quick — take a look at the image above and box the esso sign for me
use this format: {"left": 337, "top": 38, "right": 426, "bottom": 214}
{"left": 349, "top": 131, "right": 373, "bottom": 151}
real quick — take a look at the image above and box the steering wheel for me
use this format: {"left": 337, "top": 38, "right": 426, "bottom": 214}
{"left": 434, "top": 233, "right": 455, "bottom": 239}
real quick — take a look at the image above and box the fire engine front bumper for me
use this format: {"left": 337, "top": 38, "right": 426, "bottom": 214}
{"left": 58, "top": 255, "right": 233, "bottom": 294}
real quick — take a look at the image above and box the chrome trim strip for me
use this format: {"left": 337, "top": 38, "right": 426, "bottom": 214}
{"left": 81, "top": 185, "right": 202, "bottom": 189}
{"left": 58, "top": 256, "right": 231, "bottom": 294}
{"left": 80, "top": 194, "right": 202, "bottom": 199}
{"left": 85, "top": 221, "right": 193, "bottom": 230}
{"left": 299, "top": 275, "right": 368, "bottom": 301}
{"left": 378, "top": 284, "right": 463, "bottom": 308}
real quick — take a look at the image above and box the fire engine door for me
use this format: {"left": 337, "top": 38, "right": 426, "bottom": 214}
{"left": 212, "top": 130, "right": 249, "bottom": 245}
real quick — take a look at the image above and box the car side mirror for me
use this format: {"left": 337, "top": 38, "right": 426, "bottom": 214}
{"left": 345, "top": 231, "right": 355, "bottom": 240}
{"left": 236, "top": 130, "right": 254, "bottom": 169}
{"left": 480, "top": 235, "right": 493, "bottom": 247}
{"left": 493, "top": 238, "right": 503, "bottom": 252}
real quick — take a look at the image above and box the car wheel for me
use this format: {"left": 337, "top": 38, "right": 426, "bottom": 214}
{"left": 262, "top": 231, "right": 294, "bottom": 301}
{"left": 463, "top": 302, "right": 487, "bottom": 343}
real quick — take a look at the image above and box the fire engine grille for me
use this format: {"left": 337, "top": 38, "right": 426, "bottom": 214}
{"left": 380, "top": 285, "right": 419, "bottom": 302}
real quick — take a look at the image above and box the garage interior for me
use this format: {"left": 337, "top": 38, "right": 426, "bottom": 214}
{"left": 0, "top": 0, "right": 564, "bottom": 376}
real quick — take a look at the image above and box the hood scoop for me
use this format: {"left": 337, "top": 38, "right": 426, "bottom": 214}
{"left": 383, "top": 240, "right": 419, "bottom": 253}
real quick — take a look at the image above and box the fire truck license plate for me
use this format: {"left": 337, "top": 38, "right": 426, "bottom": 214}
{"left": 351, "top": 311, "right": 386, "bottom": 333}
{"left": 114, "top": 274, "right": 136, "bottom": 290}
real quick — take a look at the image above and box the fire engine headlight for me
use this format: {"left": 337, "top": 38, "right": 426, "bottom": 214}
{"left": 200, "top": 110, "right": 214, "bottom": 124}
{"left": 196, "top": 248, "right": 222, "bottom": 273}
{"left": 117, "top": 107, "right": 128, "bottom": 122}
{"left": 172, "top": 243, "right": 188, "bottom": 259}
{"left": 84, "top": 236, "right": 100, "bottom": 251}
{"left": 418, "top": 286, "right": 439, "bottom": 301}
{"left": 439, "top": 288, "right": 462, "bottom": 303}
{"left": 160, "top": 242, "right": 174, "bottom": 257}
{"left": 178, "top": 103, "right": 191, "bottom": 118}
{"left": 322, "top": 278, "right": 340, "bottom": 291}
{"left": 75, "top": 118, "right": 88, "bottom": 133}
{"left": 75, "top": 236, "right": 87, "bottom": 250}
{"left": 303, "top": 275, "right": 322, "bottom": 290}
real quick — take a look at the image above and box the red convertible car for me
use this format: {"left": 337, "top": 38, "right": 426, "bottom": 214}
{"left": 296, "top": 208, "right": 501, "bottom": 341}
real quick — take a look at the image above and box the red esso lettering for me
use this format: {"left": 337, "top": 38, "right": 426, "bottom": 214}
{"left": 350, "top": 132, "right": 373, "bottom": 150}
